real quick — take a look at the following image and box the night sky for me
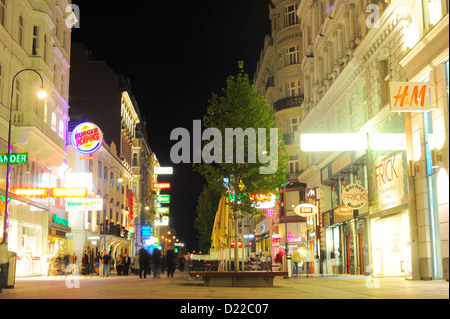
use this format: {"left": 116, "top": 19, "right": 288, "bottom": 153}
{"left": 71, "top": 1, "right": 272, "bottom": 250}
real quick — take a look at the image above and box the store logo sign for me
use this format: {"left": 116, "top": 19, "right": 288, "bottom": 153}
{"left": 342, "top": 184, "right": 368, "bottom": 210}
{"left": 390, "top": 82, "right": 432, "bottom": 112}
{"left": 71, "top": 122, "right": 103, "bottom": 154}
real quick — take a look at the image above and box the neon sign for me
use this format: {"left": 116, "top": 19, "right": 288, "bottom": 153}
{"left": 71, "top": 122, "right": 103, "bottom": 154}
{"left": 153, "top": 183, "right": 171, "bottom": 189}
{"left": 52, "top": 187, "right": 87, "bottom": 198}
{"left": 0, "top": 153, "right": 28, "bottom": 165}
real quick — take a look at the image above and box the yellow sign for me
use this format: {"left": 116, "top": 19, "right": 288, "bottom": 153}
{"left": 52, "top": 187, "right": 87, "bottom": 198}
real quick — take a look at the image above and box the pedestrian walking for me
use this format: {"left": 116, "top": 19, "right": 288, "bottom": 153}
{"left": 100, "top": 250, "right": 110, "bottom": 277}
{"left": 70, "top": 252, "right": 77, "bottom": 274}
{"left": 134, "top": 254, "right": 140, "bottom": 276}
{"left": 116, "top": 254, "right": 124, "bottom": 275}
{"left": 304, "top": 249, "right": 312, "bottom": 277}
{"left": 138, "top": 248, "right": 150, "bottom": 278}
{"left": 123, "top": 253, "right": 130, "bottom": 275}
{"left": 166, "top": 248, "right": 176, "bottom": 278}
{"left": 292, "top": 248, "right": 301, "bottom": 278}
{"left": 152, "top": 247, "right": 161, "bottom": 278}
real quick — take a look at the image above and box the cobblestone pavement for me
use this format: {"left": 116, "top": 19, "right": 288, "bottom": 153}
{"left": 1, "top": 271, "right": 448, "bottom": 300}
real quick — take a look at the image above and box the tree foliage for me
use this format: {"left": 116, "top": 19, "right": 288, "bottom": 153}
{"left": 194, "top": 62, "right": 288, "bottom": 217}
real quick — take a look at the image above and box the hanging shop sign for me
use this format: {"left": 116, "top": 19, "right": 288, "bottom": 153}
{"left": 154, "top": 216, "right": 169, "bottom": 226}
{"left": 153, "top": 183, "right": 171, "bottom": 189}
{"left": 52, "top": 187, "right": 87, "bottom": 198}
{"left": 333, "top": 205, "right": 354, "bottom": 223}
{"left": 294, "top": 203, "right": 318, "bottom": 217}
{"left": 341, "top": 183, "right": 368, "bottom": 210}
{"left": 71, "top": 122, "right": 103, "bottom": 154}
{"left": 389, "top": 82, "right": 432, "bottom": 112}
{"left": 65, "top": 198, "right": 103, "bottom": 211}
{"left": 141, "top": 225, "right": 152, "bottom": 239}
{"left": 128, "top": 192, "right": 134, "bottom": 221}
{"left": 0, "top": 153, "right": 28, "bottom": 165}
{"left": 53, "top": 213, "right": 69, "bottom": 227}
{"left": 154, "top": 167, "right": 173, "bottom": 175}
{"left": 156, "top": 194, "right": 170, "bottom": 203}
{"left": 155, "top": 207, "right": 170, "bottom": 214}
{"left": 12, "top": 188, "right": 48, "bottom": 197}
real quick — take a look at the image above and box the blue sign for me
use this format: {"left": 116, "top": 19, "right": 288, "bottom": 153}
{"left": 142, "top": 225, "right": 152, "bottom": 239}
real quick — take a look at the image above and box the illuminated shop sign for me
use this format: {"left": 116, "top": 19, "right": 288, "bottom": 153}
{"left": 375, "top": 152, "right": 406, "bottom": 211}
{"left": 13, "top": 188, "right": 48, "bottom": 197}
{"left": 153, "top": 183, "right": 171, "bottom": 189}
{"left": 65, "top": 198, "right": 103, "bottom": 211}
{"left": 341, "top": 183, "right": 368, "bottom": 210}
{"left": 156, "top": 195, "right": 170, "bottom": 203}
{"left": 141, "top": 225, "right": 152, "bottom": 239}
{"left": 71, "top": 122, "right": 103, "bottom": 154}
{"left": 389, "top": 82, "right": 432, "bottom": 112}
{"left": 155, "top": 216, "right": 169, "bottom": 226}
{"left": 301, "top": 133, "right": 408, "bottom": 152}
{"left": 154, "top": 167, "right": 173, "bottom": 175}
{"left": 0, "top": 153, "right": 28, "bottom": 165}
{"left": 53, "top": 214, "right": 69, "bottom": 227}
{"left": 294, "top": 203, "right": 318, "bottom": 217}
{"left": 155, "top": 207, "right": 170, "bottom": 214}
{"left": 52, "top": 187, "right": 87, "bottom": 198}
{"left": 129, "top": 192, "right": 134, "bottom": 221}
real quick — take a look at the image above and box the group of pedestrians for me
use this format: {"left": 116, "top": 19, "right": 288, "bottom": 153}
{"left": 134, "top": 247, "right": 182, "bottom": 279}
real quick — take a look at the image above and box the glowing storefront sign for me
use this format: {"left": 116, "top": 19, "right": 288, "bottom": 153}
{"left": 53, "top": 213, "right": 69, "bottom": 227}
{"left": 65, "top": 198, "right": 103, "bottom": 211}
{"left": 0, "top": 153, "right": 28, "bottom": 165}
{"left": 155, "top": 207, "right": 170, "bottom": 214}
{"left": 375, "top": 152, "right": 406, "bottom": 211}
{"left": 294, "top": 203, "right": 318, "bottom": 217}
{"left": 341, "top": 183, "right": 368, "bottom": 210}
{"left": 389, "top": 82, "right": 432, "bottom": 112}
{"left": 12, "top": 188, "right": 48, "bottom": 197}
{"left": 156, "top": 195, "right": 170, "bottom": 203}
{"left": 154, "top": 167, "right": 173, "bottom": 175}
{"left": 301, "top": 133, "right": 408, "bottom": 152}
{"left": 153, "top": 182, "right": 171, "bottom": 189}
{"left": 155, "top": 216, "right": 169, "bottom": 226}
{"left": 71, "top": 122, "right": 103, "bottom": 154}
{"left": 52, "top": 187, "right": 87, "bottom": 198}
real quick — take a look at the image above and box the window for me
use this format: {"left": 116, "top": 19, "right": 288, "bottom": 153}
{"left": 379, "top": 57, "right": 390, "bottom": 106}
{"left": 285, "top": 4, "right": 299, "bottom": 27}
{"left": 104, "top": 166, "right": 108, "bottom": 182}
{"left": 289, "top": 160, "right": 299, "bottom": 174}
{"left": 288, "top": 118, "right": 300, "bottom": 134}
{"left": 288, "top": 80, "right": 301, "bottom": 97}
{"left": 286, "top": 45, "right": 300, "bottom": 66}
{"left": 43, "top": 34, "right": 47, "bottom": 62}
{"left": 0, "top": 0, "right": 6, "bottom": 27}
{"left": 18, "top": 16, "right": 24, "bottom": 46}
{"left": 13, "top": 79, "right": 20, "bottom": 110}
{"left": 110, "top": 172, "right": 113, "bottom": 187}
{"left": 88, "top": 159, "right": 93, "bottom": 172}
{"left": 132, "top": 152, "right": 138, "bottom": 166}
{"left": 32, "top": 26, "right": 38, "bottom": 55}
{"left": 98, "top": 161, "right": 102, "bottom": 178}
{"left": 58, "top": 119, "right": 64, "bottom": 138}
{"left": 51, "top": 112, "right": 56, "bottom": 131}
{"left": 43, "top": 101, "right": 48, "bottom": 122}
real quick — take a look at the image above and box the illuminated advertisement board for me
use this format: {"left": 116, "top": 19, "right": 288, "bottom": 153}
{"left": 71, "top": 122, "right": 103, "bottom": 154}
{"left": 52, "top": 187, "right": 87, "bottom": 198}
{"left": 65, "top": 198, "right": 103, "bottom": 211}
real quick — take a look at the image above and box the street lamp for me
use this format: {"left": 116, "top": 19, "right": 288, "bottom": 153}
{"left": 2, "top": 69, "right": 46, "bottom": 245}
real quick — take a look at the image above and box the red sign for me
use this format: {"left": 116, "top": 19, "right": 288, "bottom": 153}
{"left": 153, "top": 183, "right": 171, "bottom": 189}
{"left": 129, "top": 192, "right": 134, "bottom": 221}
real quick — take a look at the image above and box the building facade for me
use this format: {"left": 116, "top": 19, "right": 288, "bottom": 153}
{"left": 0, "top": 0, "right": 72, "bottom": 276}
{"left": 296, "top": 0, "right": 448, "bottom": 280}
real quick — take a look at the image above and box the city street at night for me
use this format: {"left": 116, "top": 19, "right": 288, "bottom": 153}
{"left": 0, "top": 0, "right": 449, "bottom": 307}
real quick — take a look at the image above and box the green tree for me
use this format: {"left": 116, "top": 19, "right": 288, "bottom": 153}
{"left": 194, "top": 62, "right": 288, "bottom": 264}
{"left": 194, "top": 182, "right": 223, "bottom": 253}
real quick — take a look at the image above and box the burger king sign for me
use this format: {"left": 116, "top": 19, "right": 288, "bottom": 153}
{"left": 72, "top": 122, "right": 103, "bottom": 154}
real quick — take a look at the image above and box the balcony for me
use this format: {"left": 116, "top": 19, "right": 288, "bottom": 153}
{"left": 274, "top": 95, "right": 304, "bottom": 111}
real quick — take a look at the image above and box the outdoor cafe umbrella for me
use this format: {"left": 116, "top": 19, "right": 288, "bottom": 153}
{"left": 211, "top": 195, "right": 232, "bottom": 250}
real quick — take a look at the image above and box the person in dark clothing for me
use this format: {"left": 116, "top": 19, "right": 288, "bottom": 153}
{"left": 152, "top": 247, "right": 161, "bottom": 278}
{"left": 138, "top": 248, "right": 150, "bottom": 279}
{"left": 166, "top": 249, "right": 176, "bottom": 278}
{"left": 123, "top": 253, "right": 130, "bottom": 275}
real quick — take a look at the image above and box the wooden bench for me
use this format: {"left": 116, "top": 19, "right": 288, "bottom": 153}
{"left": 189, "top": 271, "right": 288, "bottom": 287}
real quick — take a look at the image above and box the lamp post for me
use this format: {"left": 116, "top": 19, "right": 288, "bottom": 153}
{"left": 1, "top": 69, "right": 46, "bottom": 245}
